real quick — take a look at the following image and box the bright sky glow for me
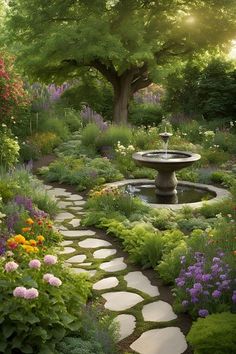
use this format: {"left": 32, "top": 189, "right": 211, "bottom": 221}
{"left": 228, "top": 40, "right": 236, "bottom": 59}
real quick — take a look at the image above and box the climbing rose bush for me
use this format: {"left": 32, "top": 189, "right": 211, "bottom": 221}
{"left": 0, "top": 53, "right": 29, "bottom": 126}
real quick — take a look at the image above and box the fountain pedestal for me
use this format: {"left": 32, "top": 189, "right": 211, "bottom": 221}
{"left": 155, "top": 171, "right": 177, "bottom": 196}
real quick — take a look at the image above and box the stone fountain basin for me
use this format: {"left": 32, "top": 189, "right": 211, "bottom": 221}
{"left": 132, "top": 150, "right": 201, "bottom": 172}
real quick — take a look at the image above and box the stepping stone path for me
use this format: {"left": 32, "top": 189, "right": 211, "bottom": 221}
{"left": 46, "top": 185, "right": 188, "bottom": 353}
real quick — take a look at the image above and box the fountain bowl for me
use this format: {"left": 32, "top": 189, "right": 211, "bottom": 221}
{"left": 133, "top": 150, "right": 201, "bottom": 197}
{"left": 132, "top": 150, "right": 201, "bottom": 172}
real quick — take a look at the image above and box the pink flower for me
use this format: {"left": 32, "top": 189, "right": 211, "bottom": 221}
{"left": 44, "top": 255, "right": 57, "bottom": 265}
{"left": 24, "top": 288, "right": 39, "bottom": 299}
{"left": 29, "top": 259, "right": 41, "bottom": 269}
{"left": 5, "top": 261, "right": 19, "bottom": 272}
{"left": 48, "top": 276, "right": 62, "bottom": 287}
{"left": 43, "top": 273, "right": 54, "bottom": 282}
{"left": 13, "top": 286, "right": 27, "bottom": 298}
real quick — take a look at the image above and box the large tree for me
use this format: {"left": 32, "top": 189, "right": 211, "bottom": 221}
{"left": 6, "top": 0, "right": 236, "bottom": 123}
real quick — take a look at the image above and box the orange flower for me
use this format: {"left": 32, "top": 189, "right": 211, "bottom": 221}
{"left": 37, "top": 220, "right": 43, "bottom": 225}
{"left": 47, "top": 225, "right": 52, "bottom": 229}
{"left": 14, "top": 235, "right": 26, "bottom": 244}
{"left": 37, "top": 235, "right": 45, "bottom": 242}
{"left": 233, "top": 250, "right": 236, "bottom": 256}
{"left": 26, "top": 218, "right": 34, "bottom": 225}
{"left": 22, "top": 227, "right": 31, "bottom": 233}
{"left": 29, "top": 239, "right": 37, "bottom": 246}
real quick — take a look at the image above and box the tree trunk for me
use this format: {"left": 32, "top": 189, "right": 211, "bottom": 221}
{"left": 113, "top": 73, "right": 133, "bottom": 125}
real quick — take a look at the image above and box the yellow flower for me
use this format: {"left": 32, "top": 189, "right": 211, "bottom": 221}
{"left": 14, "top": 235, "right": 26, "bottom": 244}
{"left": 22, "top": 245, "right": 34, "bottom": 253}
{"left": 22, "top": 227, "right": 31, "bottom": 233}
{"left": 33, "top": 247, "right": 39, "bottom": 253}
{"left": 37, "top": 235, "right": 45, "bottom": 242}
{"left": 29, "top": 239, "right": 37, "bottom": 246}
{"left": 26, "top": 218, "right": 34, "bottom": 225}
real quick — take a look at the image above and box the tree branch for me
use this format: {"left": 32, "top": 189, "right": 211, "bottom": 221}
{"left": 90, "top": 59, "right": 118, "bottom": 87}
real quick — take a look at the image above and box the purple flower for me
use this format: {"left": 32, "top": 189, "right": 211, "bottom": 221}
{"left": 44, "top": 255, "right": 57, "bottom": 265}
{"left": 191, "top": 297, "right": 199, "bottom": 303}
{"left": 48, "top": 276, "right": 62, "bottom": 287}
{"left": 24, "top": 288, "right": 39, "bottom": 299}
{"left": 193, "top": 283, "right": 203, "bottom": 292}
{"left": 43, "top": 273, "right": 54, "bottom": 282}
{"left": 5, "top": 261, "right": 19, "bottom": 272}
{"left": 202, "top": 274, "right": 212, "bottom": 282}
{"left": 189, "top": 288, "right": 199, "bottom": 297}
{"left": 213, "top": 257, "right": 221, "bottom": 263}
{"left": 185, "top": 272, "right": 192, "bottom": 278}
{"left": 219, "top": 274, "right": 227, "bottom": 281}
{"left": 29, "top": 259, "right": 41, "bottom": 269}
{"left": 182, "top": 300, "right": 189, "bottom": 307}
{"left": 212, "top": 290, "right": 221, "bottom": 298}
{"left": 198, "top": 309, "right": 209, "bottom": 317}
{"left": 13, "top": 286, "right": 27, "bottom": 298}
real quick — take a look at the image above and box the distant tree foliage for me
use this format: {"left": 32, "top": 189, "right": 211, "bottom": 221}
{"left": 6, "top": 0, "right": 236, "bottom": 124}
{"left": 163, "top": 58, "right": 236, "bottom": 122}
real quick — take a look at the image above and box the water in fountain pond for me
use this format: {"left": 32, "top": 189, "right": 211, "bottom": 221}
{"left": 144, "top": 152, "right": 189, "bottom": 159}
{"left": 125, "top": 184, "right": 215, "bottom": 204}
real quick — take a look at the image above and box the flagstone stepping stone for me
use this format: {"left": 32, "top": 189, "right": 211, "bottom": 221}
{"left": 93, "top": 248, "right": 117, "bottom": 259}
{"left": 71, "top": 200, "right": 86, "bottom": 206}
{"left": 66, "top": 254, "right": 87, "bottom": 263}
{"left": 124, "top": 272, "right": 159, "bottom": 297}
{"left": 102, "top": 291, "right": 143, "bottom": 311}
{"left": 48, "top": 188, "right": 72, "bottom": 197}
{"left": 55, "top": 212, "right": 75, "bottom": 222}
{"left": 78, "top": 262, "right": 92, "bottom": 266}
{"left": 68, "top": 218, "right": 81, "bottom": 228}
{"left": 79, "top": 238, "right": 112, "bottom": 248}
{"left": 130, "top": 327, "right": 187, "bottom": 354}
{"left": 68, "top": 206, "right": 83, "bottom": 211}
{"left": 59, "top": 247, "right": 76, "bottom": 255}
{"left": 113, "top": 314, "right": 136, "bottom": 341}
{"left": 66, "top": 195, "right": 83, "bottom": 201}
{"left": 44, "top": 185, "right": 53, "bottom": 190}
{"left": 57, "top": 201, "right": 73, "bottom": 208}
{"left": 61, "top": 230, "right": 96, "bottom": 238}
{"left": 142, "top": 301, "right": 177, "bottom": 322}
{"left": 60, "top": 240, "right": 73, "bottom": 246}
{"left": 55, "top": 225, "right": 68, "bottom": 231}
{"left": 100, "top": 257, "right": 127, "bottom": 272}
{"left": 71, "top": 268, "right": 97, "bottom": 277}
{"left": 93, "top": 277, "right": 119, "bottom": 290}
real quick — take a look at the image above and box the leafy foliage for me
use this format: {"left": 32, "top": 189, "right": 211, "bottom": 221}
{"left": 187, "top": 312, "right": 236, "bottom": 354}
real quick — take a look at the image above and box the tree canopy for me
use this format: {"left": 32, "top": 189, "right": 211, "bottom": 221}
{"left": 6, "top": 0, "right": 236, "bottom": 123}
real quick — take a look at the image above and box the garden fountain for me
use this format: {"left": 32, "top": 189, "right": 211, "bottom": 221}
{"left": 132, "top": 131, "right": 201, "bottom": 203}
{"left": 105, "top": 131, "right": 230, "bottom": 208}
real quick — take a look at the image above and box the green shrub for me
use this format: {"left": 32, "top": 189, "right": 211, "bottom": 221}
{"left": 19, "top": 142, "right": 40, "bottom": 162}
{"left": 0, "top": 129, "right": 20, "bottom": 168}
{"left": 57, "top": 337, "right": 104, "bottom": 354}
{"left": 39, "top": 117, "right": 70, "bottom": 140}
{"left": 28, "top": 132, "right": 61, "bottom": 155}
{"left": 40, "top": 157, "right": 123, "bottom": 191}
{"left": 0, "top": 180, "right": 19, "bottom": 203}
{"left": 129, "top": 103, "right": 164, "bottom": 127}
{"left": 187, "top": 313, "right": 236, "bottom": 354}
{"left": 199, "top": 198, "right": 233, "bottom": 218}
{"left": 157, "top": 241, "right": 187, "bottom": 284}
{"left": 177, "top": 217, "right": 212, "bottom": 233}
{"left": 95, "top": 125, "right": 132, "bottom": 150}
{"left": 200, "top": 149, "right": 229, "bottom": 166}
{"left": 81, "top": 123, "right": 101, "bottom": 147}
{"left": 210, "top": 170, "right": 235, "bottom": 187}
{"left": 63, "top": 109, "right": 83, "bottom": 132}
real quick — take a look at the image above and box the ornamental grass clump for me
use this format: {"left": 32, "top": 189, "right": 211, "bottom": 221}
{"left": 174, "top": 250, "right": 236, "bottom": 318}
